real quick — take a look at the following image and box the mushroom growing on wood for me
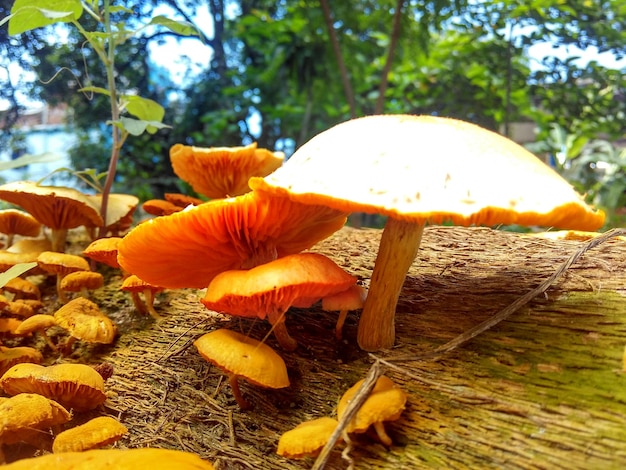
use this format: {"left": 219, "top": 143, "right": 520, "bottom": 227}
{"left": 14, "top": 314, "right": 58, "bottom": 351}
{"left": 170, "top": 142, "right": 284, "bottom": 199}
{"left": 52, "top": 416, "right": 128, "bottom": 453}
{"left": 0, "top": 393, "right": 71, "bottom": 448}
{"left": 193, "top": 328, "right": 289, "bottom": 410}
{"left": 37, "top": 251, "right": 91, "bottom": 303}
{"left": 201, "top": 252, "right": 357, "bottom": 351}
{"left": 249, "top": 114, "right": 606, "bottom": 351}
{"left": 337, "top": 375, "right": 407, "bottom": 446}
{"left": 322, "top": 284, "right": 368, "bottom": 340}
{"left": 277, "top": 417, "right": 340, "bottom": 459}
{"left": 0, "top": 181, "right": 103, "bottom": 252}
{"left": 60, "top": 271, "right": 104, "bottom": 299}
{"left": 0, "top": 362, "right": 108, "bottom": 411}
{"left": 53, "top": 297, "right": 117, "bottom": 353}
{"left": 118, "top": 191, "right": 347, "bottom": 289}
{"left": 0, "top": 209, "right": 41, "bottom": 248}
{"left": 120, "top": 274, "right": 164, "bottom": 320}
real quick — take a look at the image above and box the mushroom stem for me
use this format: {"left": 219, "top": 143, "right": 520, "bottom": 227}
{"left": 130, "top": 292, "right": 148, "bottom": 315}
{"left": 62, "top": 335, "right": 77, "bottom": 355}
{"left": 56, "top": 275, "right": 68, "bottom": 303}
{"left": 335, "top": 310, "right": 348, "bottom": 340}
{"left": 38, "top": 329, "right": 58, "bottom": 352}
{"left": 143, "top": 289, "right": 163, "bottom": 320}
{"left": 228, "top": 374, "right": 251, "bottom": 410}
{"left": 357, "top": 218, "right": 424, "bottom": 351}
{"left": 268, "top": 310, "right": 298, "bottom": 352}
{"left": 372, "top": 421, "right": 393, "bottom": 447}
{"left": 50, "top": 228, "right": 68, "bottom": 253}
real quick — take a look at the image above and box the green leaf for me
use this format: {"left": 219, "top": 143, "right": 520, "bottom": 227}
{"left": 122, "top": 95, "right": 165, "bottom": 122}
{"left": 78, "top": 86, "right": 111, "bottom": 96}
{"left": 0, "top": 152, "right": 60, "bottom": 171}
{"left": 8, "top": 0, "right": 82, "bottom": 35}
{"left": 0, "top": 262, "right": 38, "bottom": 288}
{"left": 149, "top": 15, "right": 201, "bottom": 37}
{"left": 110, "top": 117, "right": 171, "bottom": 136}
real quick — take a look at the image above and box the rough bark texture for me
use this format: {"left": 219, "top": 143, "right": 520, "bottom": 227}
{"left": 3, "top": 226, "right": 626, "bottom": 469}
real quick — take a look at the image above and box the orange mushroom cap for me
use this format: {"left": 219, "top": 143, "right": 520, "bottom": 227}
{"left": 0, "top": 345, "right": 43, "bottom": 376}
{"left": 0, "top": 209, "right": 41, "bottom": 245}
{"left": 53, "top": 297, "right": 117, "bottom": 345}
{"left": 201, "top": 252, "right": 356, "bottom": 320}
{"left": 82, "top": 237, "right": 122, "bottom": 269}
{"left": 170, "top": 142, "right": 284, "bottom": 199}
{"left": 0, "top": 362, "right": 108, "bottom": 411}
{"left": 52, "top": 415, "right": 128, "bottom": 453}
{"left": 164, "top": 192, "right": 204, "bottom": 207}
{"left": 0, "top": 181, "right": 103, "bottom": 230}
{"left": 0, "top": 448, "right": 216, "bottom": 469}
{"left": 118, "top": 191, "right": 347, "bottom": 289}
{"left": 142, "top": 198, "right": 183, "bottom": 216}
{"left": 277, "top": 417, "right": 340, "bottom": 459}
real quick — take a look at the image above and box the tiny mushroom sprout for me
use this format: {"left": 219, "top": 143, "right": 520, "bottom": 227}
{"left": 0, "top": 181, "right": 103, "bottom": 252}
{"left": 193, "top": 328, "right": 290, "bottom": 410}
{"left": 0, "top": 209, "right": 41, "bottom": 248}
{"left": 170, "top": 142, "right": 285, "bottom": 199}
{"left": 201, "top": 252, "right": 357, "bottom": 351}
{"left": 120, "top": 274, "right": 165, "bottom": 320}
{"left": 37, "top": 251, "right": 91, "bottom": 303}
{"left": 53, "top": 297, "right": 117, "bottom": 353}
{"left": 0, "top": 362, "right": 108, "bottom": 412}
{"left": 249, "top": 114, "right": 606, "bottom": 351}
{"left": 14, "top": 314, "right": 59, "bottom": 351}
{"left": 1, "top": 448, "right": 215, "bottom": 469}
{"left": 117, "top": 190, "right": 347, "bottom": 289}
{"left": 0, "top": 393, "right": 71, "bottom": 448}
{"left": 322, "top": 284, "right": 368, "bottom": 340}
{"left": 277, "top": 417, "right": 340, "bottom": 459}
{"left": 337, "top": 375, "right": 407, "bottom": 447}
{"left": 52, "top": 415, "right": 128, "bottom": 453}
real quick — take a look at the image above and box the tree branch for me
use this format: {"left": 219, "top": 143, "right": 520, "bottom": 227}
{"left": 374, "top": 0, "right": 405, "bottom": 115}
{"left": 319, "top": 0, "right": 356, "bottom": 118}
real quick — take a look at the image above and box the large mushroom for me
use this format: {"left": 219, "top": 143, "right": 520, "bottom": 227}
{"left": 249, "top": 114, "right": 606, "bottom": 351}
{"left": 0, "top": 181, "right": 103, "bottom": 252}
{"left": 170, "top": 142, "right": 284, "bottom": 199}
{"left": 201, "top": 252, "right": 357, "bottom": 350}
{"left": 117, "top": 190, "right": 347, "bottom": 289}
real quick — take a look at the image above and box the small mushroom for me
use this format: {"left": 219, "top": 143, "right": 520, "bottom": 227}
{"left": 60, "top": 271, "right": 104, "bottom": 299}
{"left": 0, "top": 181, "right": 103, "bottom": 252}
{"left": 142, "top": 198, "right": 183, "bottom": 217}
{"left": 52, "top": 416, "right": 128, "bottom": 453}
{"left": 0, "top": 317, "right": 22, "bottom": 336}
{"left": 164, "top": 192, "right": 204, "bottom": 207}
{"left": 14, "top": 314, "right": 59, "bottom": 351}
{"left": 0, "top": 345, "right": 43, "bottom": 376}
{"left": 0, "top": 362, "right": 108, "bottom": 412}
{"left": 53, "top": 297, "right": 117, "bottom": 353}
{"left": 82, "top": 236, "right": 123, "bottom": 270}
{"left": 322, "top": 284, "right": 368, "bottom": 340}
{"left": 120, "top": 274, "right": 164, "bottom": 320}
{"left": 277, "top": 417, "right": 339, "bottom": 459}
{"left": 170, "top": 142, "right": 284, "bottom": 199}
{"left": 250, "top": 114, "right": 606, "bottom": 351}
{"left": 193, "top": 328, "right": 289, "bottom": 410}
{"left": 0, "top": 209, "right": 41, "bottom": 248}
{"left": 201, "top": 252, "right": 357, "bottom": 351}
{"left": 337, "top": 375, "right": 407, "bottom": 446}
{"left": 37, "top": 251, "right": 90, "bottom": 303}
{"left": 0, "top": 393, "right": 71, "bottom": 448}
{"left": 2, "top": 276, "right": 41, "bottom": 300}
